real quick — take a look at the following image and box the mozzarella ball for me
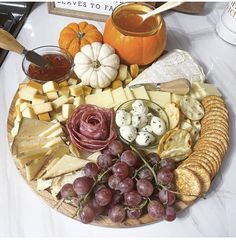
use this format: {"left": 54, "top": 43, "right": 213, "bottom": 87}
{"left": 132, "top": 114, "right": 148, "bottom": 129}
{"left": 150, "top": 116, "right": 166, "bottom": 136}
{"left": 120, "top": 125, "right": 137, "bottom": 143}
{"left": 115, "top": 110, "right": 131, "bottom": 127}
{"left": 132, "top": 100, "right": 148, "bottom": 115}
{"left": 135, "top": 132, "right": 155, "bottom": 146}
{"left": 139, "top": 125, "right": 153, "bottom": 134}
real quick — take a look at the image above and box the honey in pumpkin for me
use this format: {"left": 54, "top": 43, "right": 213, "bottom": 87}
{"left": 113, "top": 9, "right": 158, "bottom": 33}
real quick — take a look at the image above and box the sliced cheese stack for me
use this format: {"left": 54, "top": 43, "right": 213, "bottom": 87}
{"left": 12, "top": 118, "right": 67, "bottom": 181}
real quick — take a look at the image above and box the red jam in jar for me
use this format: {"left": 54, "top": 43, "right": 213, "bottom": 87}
{"left": 27, "top": 54, "right": 72, "bottom": 82}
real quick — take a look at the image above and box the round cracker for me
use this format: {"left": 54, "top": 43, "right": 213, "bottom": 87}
{"left": 180, "top": 96, "right": 204, "bottom": 121}
{"left": 201, "top": 121, "right": 229, "bottom": 133}
{"left": 183, "top": 165, "right": 211, "bottom": 193}
{"left": 201, "top": 129, "right": 229, "bottom": 143}
{"left": 201, "top": 96, "right": 224, "bottom": 106}
{"left": 203, "top": 111, "right": 228, "bottom": 121}
{"left": 175, "top": 168, "right": 202, "bottom": 202}
{"left": 205, "top": 105, "right": 228, "bottom": 114}
{"left": 157, "top": 130, "right": 173, "bottom": 155}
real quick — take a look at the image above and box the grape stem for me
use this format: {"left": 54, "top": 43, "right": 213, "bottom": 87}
{"left": 72, "top": 168, "right": 111, "bottom": 218}
{"left": 131, "top": 146, "right": 158, "bottom": 185}
{"left": 125, "top": 199, "right": 148, "bottom": 211}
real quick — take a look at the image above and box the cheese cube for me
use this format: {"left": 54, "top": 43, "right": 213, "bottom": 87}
{"left": 124, "top": 72, "right": 133, "bottom": 85}
{"left": 69, "top": 84, "right": 84, "bottom": 97}
{"left": 58, "top": 86, "right": 70, "bottom": 97}
{"left": 124, "top": 87, "right": 135, "bottom": 100}
{"left": 52, "top": 95, "right": 69, "bottom": 110}
{"left": 20, "top": 102, "right": 32, "bottom": 112}
{"left": 42, "top": 81, "right": 59, "bottom": 93}
{"left": 62, "top": 104, "right": 75, "bottom": 119}
{"left": 82, "top": 85, "right": 92, "bottom": 95}
{"left": 92, "top": 88, "right": 102, "bottom": 94}
{"left": 32, "top": 94, "right": 46, "bottom": 103}
{"left": 22, "top": 107, "right": 37, "bottom": 119}
{"left": 19, "top": 83, "right": 28, "bottom": 90}
{"left": 68, "top": 78, "right": 78, "bottom": 85}
{"left": 33, "top": 102, "right": 53, "bottom": 115}
{"left": 38, "top": 112, "right": 51, "bottom": 121}
{"left": 112, "top": 87, "right": 127, "bottom": 107}
{"left": 85, "top": 90, "right": 114, "bottom": 108}
{"left": 46, "top": 91, "right": 58, "bottom": 101}
{"left": 73, "top": 96, "right": 84, "bottom": 107}
{"left": 15, "top": 98, "right": 28, "bottom": 106}
{"left": 117, "top": 64, "right": 128, "bottom": 81}
{"left": 68, "top": 97, "right": 74, "bottom": 104}
{"left": 148, "top": 91, "right": 171, "bottom": 108}
{"left": 55, "top": 114, "right": 66, "bottom": 123}
{"left": 132, "top": 86, "right": 149, "bottom": 100}
{"left": 18, "top": 86, "right": 37, "bottom": 101}
{"left": 27, "top": 80, "right": 43, "bottom": 94}
{"left": 59, "top": 80, "right": 68, "bottom": 87}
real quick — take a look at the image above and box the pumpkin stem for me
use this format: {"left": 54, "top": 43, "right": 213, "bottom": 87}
{"left": 77, "top": 32, "right": 85, "bottom": 39}
{"left": 92, "top": 60, "right": 101, "bottom": 69}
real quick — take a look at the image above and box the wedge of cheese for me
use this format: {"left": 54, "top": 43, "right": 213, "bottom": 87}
{"left": 17, "top": 147, "right": 50, "bottom": 166}
{"left": 42, "top": 155, "right": 90, "bottom": 179}
{"left": 25, "top": 150, "right": 52, "bottom": 181}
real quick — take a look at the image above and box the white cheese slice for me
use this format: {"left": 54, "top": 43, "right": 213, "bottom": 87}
{"left": 85, "top": 89, "right": 114, "bottom": 108}
{"left": 45, "top": 127, "right": 64, "bottom": 138}
{"left": 39, "top": 122, "right": 61, "bottom": 137}
{"left": 124, "top": 87, "right": 135, "bottom": 100}
{"left": 132, "top": 86, "right": 150, "bottom": 100}
{"left": 42, "top": 137, "right": 63, "bottom": 148}
{"left": 129, "top": 49, "right": 206, "bottom": 87}
{"left": 148, "top": 91, "right": 171, "bottom": 108}
{"left": 112, "top": 87, "right": 128, "bottom": 107}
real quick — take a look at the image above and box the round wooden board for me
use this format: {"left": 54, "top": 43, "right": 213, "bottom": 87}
{"left": 7, "top": 89, "right": 191, "bottom": 227}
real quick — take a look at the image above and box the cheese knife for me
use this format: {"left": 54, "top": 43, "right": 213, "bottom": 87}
{"left": 0, "top": 28, "right": 50, "bottom": 68}
{"left": 129, "top": 78, "right": 190, "bottom": 95}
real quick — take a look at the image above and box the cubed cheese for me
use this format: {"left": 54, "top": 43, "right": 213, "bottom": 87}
{"left": 92, "top": 88, "right": 103, "bottom": 94}
{"left": 112, "top": 87, "right": 127, "bottom": 107}
{"left": 22, "top": 107, "right": 37, "bottom": 119}
{"left": 85, "top": 89, "right": 114, "bottom": 108}
{"left": 52, "top": 95, "right": 69, "bottom": 110}
{"left": 58, "top": 86, "right": 70, "bottom": 97}
{"left": 15, "top": 98, "right": 28, "bottom": 106}
{"left": 55, "top": 114, "right": 66, "bottom": 123}
{"left": 82, "top": 85, "right": 92, "bottom": 95}
{"left": 18, "top": 86, "right": 37, "bottom": 101}
{"left": 68, "top": 97, "right": 74, "bottom": 104}
{"left": 33, "top": 102, "right": 53, "bottom": 115}
{"left": 132, "top": 86, "right": 149, "bottom": 100}
{"left": 38, "top": 112, "right": 51, "bottom": 121}
{"left": 32, "top": 94, "right": 46, "bottom": 104}
{"left": 68, "top": 78, "right": 78, "bottom": 85}
{"left": 42, "top": 81, "right": 59, "bottom": 93}
{"left": 27, "top": 80, "right": 43, "bottom": 94}
{"left": 59, "top": 80, "right": 68, "bottom": 87}
{"left": 46, "top": 91, "right": 58, "bottom": 101}
{"left": 148, "top": 91, "right": 171, "bottom": 108}
{"left": 62, "top": 104, "right": 75, "bottom": 119}
{"left": 73, "top": 96, "right": 84, "bottom": 107}
{"left": 20, "top": 102, "right": 32, "bottom": 112}
{"left": 117, "top": 64, "right": 128, "bottom": 81}
{"left": 69, "top": 84, "right": 84, "bottom": 96}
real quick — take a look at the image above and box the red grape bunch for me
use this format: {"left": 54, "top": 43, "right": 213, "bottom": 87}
{"left": 59, "top": 140, "right": 177, "bottom": 224}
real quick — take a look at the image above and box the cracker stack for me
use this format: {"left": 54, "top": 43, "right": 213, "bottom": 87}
{"left": 175, "top": 96, "right": 229, "bottom": 202}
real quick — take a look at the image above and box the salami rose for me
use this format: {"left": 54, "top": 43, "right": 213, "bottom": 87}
{"left": 66, "top": 104, "right": 116, "bottom": 152}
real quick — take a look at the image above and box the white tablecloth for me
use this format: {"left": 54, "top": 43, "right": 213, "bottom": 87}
{"left": 0, "top": 2, "right": 236, "bottom": 237}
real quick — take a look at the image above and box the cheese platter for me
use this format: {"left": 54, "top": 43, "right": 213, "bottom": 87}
{"left": 6, "top": 2, "right": 229, "bottom": 227}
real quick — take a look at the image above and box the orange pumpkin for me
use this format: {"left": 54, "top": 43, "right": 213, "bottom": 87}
{"left": 59, "top": 22, "right": 103, "bottom": 57}
{"left": 103, "top": 16, "right": 167, "bottom": 66}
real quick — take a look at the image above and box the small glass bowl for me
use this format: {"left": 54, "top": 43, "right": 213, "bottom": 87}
{"left": 22, "top": 45, "right": 74, "bottom": 84}
{"left": 115, "top": 99, "right": 170, "bottom": 149}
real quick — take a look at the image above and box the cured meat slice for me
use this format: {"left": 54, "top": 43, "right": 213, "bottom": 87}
{"left": 66, "top": 104, "right": 116, "bottom": 152}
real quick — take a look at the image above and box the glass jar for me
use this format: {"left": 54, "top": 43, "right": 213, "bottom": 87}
{"left": 103, "top": 3, "right": 167, "bottom": 66}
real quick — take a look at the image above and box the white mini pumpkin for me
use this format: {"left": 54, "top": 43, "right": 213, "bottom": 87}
{"left": 74, "top": 42, "right": 120, "bottom": 89}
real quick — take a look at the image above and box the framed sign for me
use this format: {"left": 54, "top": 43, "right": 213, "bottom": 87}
{"left": 48, "top": 1, "right": 125, "bottom": 22}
